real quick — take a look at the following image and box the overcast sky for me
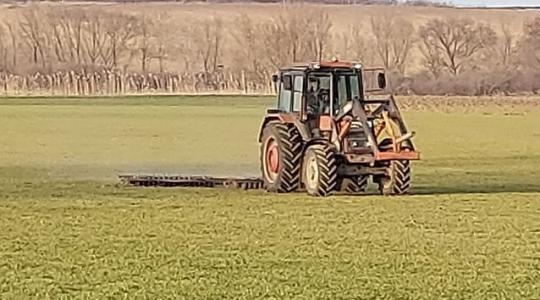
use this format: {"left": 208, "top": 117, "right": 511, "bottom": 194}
{"left": 447, "top": 0, "right": 540, "bottom": 6}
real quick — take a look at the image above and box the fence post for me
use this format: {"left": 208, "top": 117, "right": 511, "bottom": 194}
{"left": 241, "top": 70, "right": 247, "bottom": 94}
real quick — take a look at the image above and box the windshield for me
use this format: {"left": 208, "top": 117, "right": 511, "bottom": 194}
{"left": 305, "top": 71, "right": 362, "bottom": 117}
{"left": 306, "top": 74, "right": 332, "bottom": 116}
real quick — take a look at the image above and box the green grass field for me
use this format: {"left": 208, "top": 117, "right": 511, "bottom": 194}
{"left": 0, "top": 96, "right": 539, "bottom": 299}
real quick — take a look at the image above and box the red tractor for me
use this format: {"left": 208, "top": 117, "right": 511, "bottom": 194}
{"left": 259, "top": 60, "right": 419, "bottom": 196}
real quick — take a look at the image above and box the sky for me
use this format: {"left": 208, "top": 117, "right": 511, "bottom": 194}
{"left": 446, "top": 0, "right": 540, "bottom": 6}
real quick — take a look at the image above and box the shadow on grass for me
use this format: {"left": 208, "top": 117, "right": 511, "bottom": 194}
{"left": 412, "top": 184, "right": 540, "bottom": 195}
{"left": 2, "top": 167, "right": 539, "bottom": 198}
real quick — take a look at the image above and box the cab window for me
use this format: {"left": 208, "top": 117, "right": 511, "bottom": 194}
{"left": 292, "top": 75, "right": 303, "bottom": 112}
{"left": 335, "top": 73, "right": 360, "bottom": 115}
{"left": 278, "top": 75, "right": 292, "bottom": 111}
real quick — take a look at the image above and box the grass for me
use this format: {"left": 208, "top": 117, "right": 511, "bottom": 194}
{"left": 0, "top": 95, "right": 539, "bottom": 299}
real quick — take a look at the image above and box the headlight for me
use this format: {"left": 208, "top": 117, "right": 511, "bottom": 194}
{"left": 349, "top": 139, "right": 366, "bottom": 149}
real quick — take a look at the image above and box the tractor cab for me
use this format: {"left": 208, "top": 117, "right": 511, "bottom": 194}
{"left": 273, "top": 61, "right": 369, "bottom": 124}
{"left": 259, "top": 60, "right": 419, "bottom": 197}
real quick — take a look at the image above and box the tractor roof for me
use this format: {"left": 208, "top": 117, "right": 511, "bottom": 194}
{"left": 283, "top": 60, "right": 363, "bottom": 72}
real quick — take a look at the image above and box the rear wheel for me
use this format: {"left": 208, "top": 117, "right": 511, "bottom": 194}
{"left": 260, "top": 123, "right": 302, "bottom": 193}
{"left": 303, "top": 144, "right": 337, "bottom": 197}
{"left": 339, "top": 176, "right": 369, "bottom": 194}
{"left": 378, "top": 160, "right": 411, "bottom": 195}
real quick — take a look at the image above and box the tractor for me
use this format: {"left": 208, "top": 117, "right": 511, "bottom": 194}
{"left": 258, "top": 60, "right": 420, "bottom": 196}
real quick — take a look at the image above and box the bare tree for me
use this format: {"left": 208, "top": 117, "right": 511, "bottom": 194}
{"left": 418, "top": 18, "right": 497, "bottom": 76}
{"left": 520, "top": 17, "right": 540, "bottom": 65}
{"left": 259, "top": 21, "right": 288, "bottom": 69}
{"left": 5, "top": 23, "right": 18, "bottom": 69}
{"left": 153, "top": 14, "right": 171, "bottom": 73}
{"left": 0, "top": 22, "right": 18, "bottom": 71}
{"left": 233, "top": 15, "right": 267, "bottom": 81}
{"left": 370, "top": 16, "right": 414, "bottom": 74}
{"left": 47, "top": 8, "right": 86, "bottom": 66}
{"left": 0, "top": 24, "right": 7, "bottom": 70}
{"left": 339, "top": 23, "right": 373, "bottom": 64}
{"left": 154, "top": 41, "right": 167, "bottom": 73}
{"left": 522, "top": 17, "right": 540, "bottom": 93}
{"left": 308, "top": 9, "right": 332, "bottom": 61}
{"left": 101, "top": 13, "right": 140, "bottom": 69}
{"left": 82, "top": 11, "right": 108, "bottom": 65}
{"left": 419, "top": 38, "right": 444, "bottom": 78}
{"left": 258, "top": 5, "right": 332, "bottom": 69}
{"left": 133, "top": 14, "right": 170, "bottom": 73}
{"left": 278, "top": 8, "right": 302, "bottom": 62}
{"left": 497, "top": 22, "right": 515, "bottom": 66}
{"left": 19, "top": 7, "right": 48, "bottom": 66}
{"left": 191, "top": 18, "right": 223, "bottom": 74}
{"left": 137, "top": 15, "right": 155, "bottom": 73}
{"left": 173, "top": 19, "right": 196, "bottom": 72}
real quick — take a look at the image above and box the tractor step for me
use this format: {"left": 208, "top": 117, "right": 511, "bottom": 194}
{"left": 119, "top": 174, "right": 264, "bottom": 190}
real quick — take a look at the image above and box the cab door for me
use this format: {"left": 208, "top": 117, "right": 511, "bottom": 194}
{"left": 277, "top": 72, "right": 305, "bottom": 115}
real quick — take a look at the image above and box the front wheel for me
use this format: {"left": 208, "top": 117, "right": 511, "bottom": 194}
{"left": 302, "top": 144, "right": 337, "bottom": 197}
{"left": 378, "top": 160, "right": 411, "bottom": 195}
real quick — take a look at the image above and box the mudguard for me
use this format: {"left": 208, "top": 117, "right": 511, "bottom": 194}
{"left": 257, "top": 112, "right": 311, "bottom": 142}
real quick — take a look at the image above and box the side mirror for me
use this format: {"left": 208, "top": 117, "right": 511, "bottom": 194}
{"left": 377, "top": 72, "right": 387, "bottom": 89}
{"left": 271, "top": 74, "right": 278, "bottom": 83}
{"left": 282, "top": 75, "right": 292, "bottom": 91}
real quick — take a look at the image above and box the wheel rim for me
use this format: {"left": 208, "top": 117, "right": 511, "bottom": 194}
{"left": 305, "top": 155, "right": 319, "bottom": 190}
{"left": 264, "top": 137, "right": 279, "bottom": 182}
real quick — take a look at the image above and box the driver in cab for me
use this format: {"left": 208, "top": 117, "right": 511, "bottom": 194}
{"left": 306, "top": 76, "right": 330, "bottom": 117}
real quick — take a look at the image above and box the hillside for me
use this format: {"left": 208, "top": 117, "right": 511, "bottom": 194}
{"left": 0, "top": 2, "right": 538, "bottom": 95}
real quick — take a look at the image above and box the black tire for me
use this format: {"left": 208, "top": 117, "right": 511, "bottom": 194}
{"left": 302, "top": 144, "right": 337, "bottom": 197}
{"left": 339, "top": 176, "right": 369, "bottom": 194}
{"left": 260, "top": 123, "right": 303, "bottom": 193}
{"left": 378, "top": 160, "right": 411, "bottom": 195}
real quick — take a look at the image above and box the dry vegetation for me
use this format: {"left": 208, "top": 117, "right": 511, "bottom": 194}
{"left": 0, "top": 3, "right": 538, "bottom": 95}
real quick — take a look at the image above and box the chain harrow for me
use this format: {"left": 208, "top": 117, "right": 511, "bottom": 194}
{"left": 119, "top": 174, "right": 264, "bottom": 190}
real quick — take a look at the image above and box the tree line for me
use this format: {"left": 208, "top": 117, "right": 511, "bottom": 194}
{"left": 0, "top": 5, "right": 539, "bottom": 96}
